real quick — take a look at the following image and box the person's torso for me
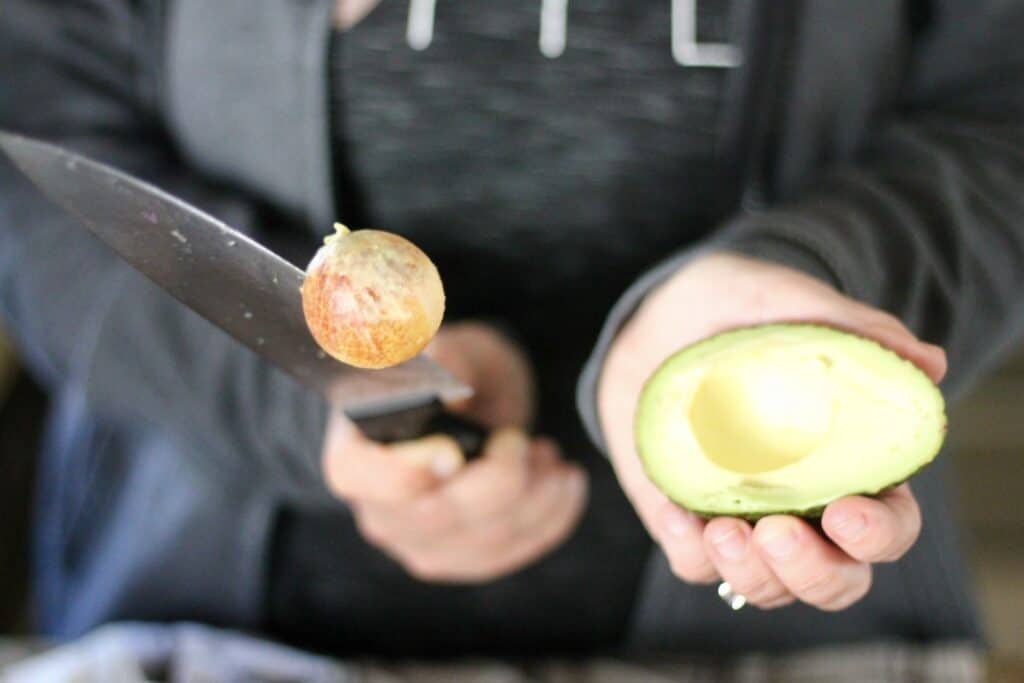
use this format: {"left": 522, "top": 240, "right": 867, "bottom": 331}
{"left": 335, "top": 0, "right": 738, "bottom": 339}
{"left": 333, "top": 0, "right": 742, "bottom": 443}
{"left": 41, "top": 0, "right": 981, "bottom": 657}
{"left": 270, "top": 0, "right": 744, "bottom": 656}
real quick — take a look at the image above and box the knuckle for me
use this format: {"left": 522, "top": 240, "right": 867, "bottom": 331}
{"left": 878, "top": 532, "right": 916, "bottom": 563}
{"left": 473, "top": 520, "right": 519, "bottom": 552}
{"left": 737, "top": 573, "right": 785, "bottom": 605}
{"left": 485, "top": 473, "right": 529, "bottom": 513}
{"left": 756, "top": 594, "right": 796, "bottom": 610}
{"left": 817, "top": 595, "right": 853, "bottom": 612}
{"left": 792, "top": 569, "right": 845, "bottom": 605}
{"left": 354, "top": 514, "right": 391, "bottom": 547}
{"left": 413, "top": 497, "right": 457, "bottom": 534}
{"left": 322, "top": 458, "right": 354, "bottom": 500}
{"left": 404, "top": 555, "right": 448, "bottom": 583}
{"left": 668, "top": 553, "right": 718, "bottom": 584}
{"left": 818, "top": 576, "right": 871, "bottom": 612}
{"left": 389, "top": 468, "right": 433, "bottom": 502}
{"left": 865, "top": 506, "right": 920, "bottom": 563}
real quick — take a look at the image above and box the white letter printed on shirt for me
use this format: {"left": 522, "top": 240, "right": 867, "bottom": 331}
{"left": 407, "top": 0, "right": 437, "bottom": 50}
{"left": 403, "top": 0, "right": 742, "bottom": 66}
{"left": 671, "top": 0, "right": 742, "bottom": 67}
{"left": 539, "top": 0, "right": 569, "bottom": 58}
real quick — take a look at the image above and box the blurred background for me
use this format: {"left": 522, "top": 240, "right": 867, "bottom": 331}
{"left": 948, "top": 356, "right": 1024, "bottom": 659}
{"left": 0, "top": 319, "right": 1022, "bottom": 659}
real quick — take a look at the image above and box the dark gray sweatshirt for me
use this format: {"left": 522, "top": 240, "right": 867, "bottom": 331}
{"left": 2, "top": 0, "right": 1022, "bottom": 654}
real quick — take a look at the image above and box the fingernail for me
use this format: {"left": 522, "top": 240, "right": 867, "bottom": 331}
{"left": 432, "top": 451, "right": 461, "bottom": 478}
{"left": 831, "top": 512, "right": 868, "bottom": 541}
{"left": 761, "top": 526, "right": 799, "bottom": 560}
{"left": 711, "top": 527, "right": 746, "bottom": 561}
{"left": 662, "top": 505, "right": 692, "bottom": 538}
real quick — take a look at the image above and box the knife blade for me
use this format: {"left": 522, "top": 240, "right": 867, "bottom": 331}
{"left": 0, "top": 132, "right": 482, "bottom": 450}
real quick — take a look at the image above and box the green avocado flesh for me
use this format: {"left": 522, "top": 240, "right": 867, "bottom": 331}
{"left": 634, "top": 324, "right": 946, "bottom": 519}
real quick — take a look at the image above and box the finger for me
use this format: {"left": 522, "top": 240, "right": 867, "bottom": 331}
{"left": 432, "top": 454, "right": 570, "bottom": 554}
{"left": 425, "top": 323, "right": 534, "bottom": 428}
{"left": 322, "top": 414, "right": 461, "bottom": 505}
{"left": 532, "top": 436, "right": 560, "bottom": 470}
{"left": 854, "top": 313, "right": 948, "bottom": 384}
{"left": 704, "top": 518, "right": 794, "bottom": 608}
{"left": 440, "top": 428, "right": 533, "bottom": 521}
{"left": 354, "top": 491, "right": 460, "bottom": 543}
{"left": 822, "top": 484, "right": 922, "bottom": 563}
{"left": 388, "top": 434, "right": 466, "bottom": 477}
{"left": 508, "top": 461, "right": 584, "bottom": 539}
{"left": 403, "top": 465, "right": 587, "bottom": 583}
{"left": 423, "top": 331, "right": 477, "bottom": 414}
{"left": 354, "top": 435, "right": 559, "bottom": 543}
{"left": 657, "top": 503, "right": 719, "bottom": 584}
{"left": 410, "top": 456, "right": 579, "bottom": 579}
{"left": 360, "top": 430, "right": 540, "bottom": 540}
{"left": 753, "top": 516, "right": 872, "bottom": 611}
{"left": 916, "top": 343, "right": 948, "bottom": 383}
{"left": 469, "top": 465, "right": 587, "bottom": 581}
{"left": 352, "top": 503, "right": 403, "bottom": 549}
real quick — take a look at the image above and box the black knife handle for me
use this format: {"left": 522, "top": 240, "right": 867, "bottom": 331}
{"left": 350, "top": 399, "right": 487, "bottom": 461}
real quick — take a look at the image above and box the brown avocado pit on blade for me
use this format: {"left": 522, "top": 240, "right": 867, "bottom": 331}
{"left": 301, "top": 223, "right": 445, "bottom": 369}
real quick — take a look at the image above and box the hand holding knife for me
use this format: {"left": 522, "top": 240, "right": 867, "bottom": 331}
{"left": 1, "top": 130, "right": 590, "bottom": 582}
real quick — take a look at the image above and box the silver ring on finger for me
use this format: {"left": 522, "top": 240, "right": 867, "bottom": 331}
{"left": 717, "top": 581, "right": 747, "bottom": 611}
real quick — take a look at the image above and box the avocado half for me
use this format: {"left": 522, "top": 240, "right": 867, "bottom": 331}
{"left": 634, "top": 324, "right": 946, "bottom": 519}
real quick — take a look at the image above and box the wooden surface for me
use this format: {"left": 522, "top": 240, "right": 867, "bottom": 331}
{"left": 949, "top": 350, "right": 1024, "bottom": 659}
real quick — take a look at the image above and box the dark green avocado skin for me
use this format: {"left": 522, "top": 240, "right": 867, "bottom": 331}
{"left": 680, "top": 464, "right": 931, "bottom": 521}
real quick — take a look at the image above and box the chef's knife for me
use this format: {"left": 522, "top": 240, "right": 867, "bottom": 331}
{"left": 0, "top": 132, "right": 486, "bottom": 458}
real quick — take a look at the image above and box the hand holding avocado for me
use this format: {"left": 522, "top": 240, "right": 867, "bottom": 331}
{"left": 598, "top": 253, "right": 947, "bottom": 611}
{"left": 321, "top": 322, "right": 588, "bottom": 583}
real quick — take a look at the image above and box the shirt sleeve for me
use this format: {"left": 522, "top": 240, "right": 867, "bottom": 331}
{"left": 0, "top": 0, "right": 333, "bottom": 503}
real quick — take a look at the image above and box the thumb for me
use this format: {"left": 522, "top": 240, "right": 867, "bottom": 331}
{"left": 423, "top": 330, "right": 477, "bottom": 414}
{"left": 388, "top": 433, "right": 466, "bottom": 479}
{"left": 913, "top": 342, "right": 948, "bottom": 384}
{"left": 425, "top": 323, "right": 535, "bottom": 428}
{"left": 857, "top": 320, "right": 948, "bottom": 385}
{"left": 322, "top": 413, "right": 462, "bottom": 505}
